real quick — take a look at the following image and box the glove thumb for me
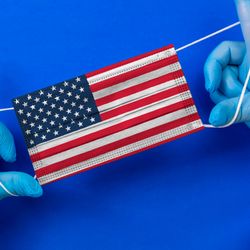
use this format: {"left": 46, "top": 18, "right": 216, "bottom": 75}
{"left": 209, "top": 92, "right": 250, "bottom": 127}
{"left": 0, "top": 172, "right": 43, "bottom": 200}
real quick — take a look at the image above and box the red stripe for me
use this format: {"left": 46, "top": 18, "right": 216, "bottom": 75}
{"left": 31, "top": 98, "right": 195, "bottom": 162}
{"left": 85, "top": 45, "right": 174, "bottom": 78}
{"left": 40, "top": 126, "right": 203, "bottom": 185}
{"left": 36, "top": 113, "right": 200, "bottom": 178}
{"left": 89, "top": 55, "right": 179, "bottom": 92}
{"left": 100, "top": 84, "right": 189, "bottom": 120}
{"left": 95, "top": 69, "right": 184, "bottom": 107}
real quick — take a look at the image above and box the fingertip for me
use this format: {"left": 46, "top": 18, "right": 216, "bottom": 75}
{"left": 208, "top": 97, "right": 241, "bottom": 126}
{"left": 0, "top": 122, "right": 16, "bottom": 162}
{"left": 16, "top": 173, "right": 43, "bottom": 197}
{"left": 209, "top": 104, "right": 228, "bottom": 126}
{"left": 204, "top": 57, "right": 221, "bottom": 93}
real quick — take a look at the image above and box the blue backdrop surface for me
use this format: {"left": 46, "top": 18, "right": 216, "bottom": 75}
{"left": 1, "top": 1, "right": 250, "bottom": 250}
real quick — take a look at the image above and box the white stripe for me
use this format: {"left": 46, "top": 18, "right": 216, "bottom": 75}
{"left": 87, "top": 48, "right": 176, "bottom": 85}
{"left": 28, "top": 90, "right": 193, "bottom": 155}
{"left": 93, "top": 62, "right": 181, "bottom": 99}
{"left": 33, "top": 105, "right": 198, "bottom": 169}
{"left": 38, "top": 119, "right": 203, "bottom": 185}
{"left": 98, "top": 76, "right": 186, "bottom": 113}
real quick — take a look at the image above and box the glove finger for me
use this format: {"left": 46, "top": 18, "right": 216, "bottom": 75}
{"left": 0, "top": 171, "right": 43, "bottom": 200}
{"left": 220, "top": 66, "right": 246, "bottom": 98}
{"left": 239, "top": 55, "right": 250, "bottom": 89}
{"left": 209, "top": 92, "right": 250, "bottom": 126}
{"left": 204, "top": 41, "right": 246, "bottom": 93}
{"left": 209, "top": 90, "right": 227, "bottom": 104}
{"left": 0, "top": 122, "right": 16, "bottom": 162}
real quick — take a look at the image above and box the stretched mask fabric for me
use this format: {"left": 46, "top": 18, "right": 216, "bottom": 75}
{"left": 12, "top": 44, "right": 204, "bottom": 185}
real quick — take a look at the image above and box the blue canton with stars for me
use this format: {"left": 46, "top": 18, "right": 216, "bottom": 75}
{"left": 12, "top": 75, "right": 101, "bottom": 148}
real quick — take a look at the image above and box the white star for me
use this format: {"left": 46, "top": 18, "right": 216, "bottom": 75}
{"left": 75, "top": 77, "right": 81, "bottom": 82}
{"left": 51, "top": 103, "right": 56, "bottom": 109}
{"left": 42, "top": 118, "right": 47, "bottom": 123}
{"left": 38, "top": 125, "right": 43, "bottom": 130}
{"left": 59, "top": 106, "right": 64, "bottom": 111}
{"left": 22, "top": 102, "right": 28, "bottom": 107}
{"left": 34, "top": 133, "right": 38, "bottom": 138}
{"left": 39, "top": 90, "right": 44, "bottom": 95}
{"left": 66, "top": 109, "right": 71, "bottom": 114}
{"left": 66, "top": 126, "right": 71, "bottom": 131}
{"left": 55, "top": 96, "right": 60, "bottom": 101}
{"left": 83, "top": 97, "right": 88, "bottom": 103}
{"left": 79, "top": 87, "right": 84, "bottom": 93}
{"left": 53, "top": 130, "right": 59, "bottom": 136}
{"left": 54, "top": 113, "right": 59, "bottom": 118}
{"left": 63, "top": 99, "right": 68, "bottom": 104}
{"left": 42, "top": 100, "right": 48, "bottom": 106}
{"left": 26, "top": 112, "right": 31, "bottom": 117}
{"left": 86, "top": 107, "right": 92, "bottom": 113}
{"left": 71, "top": 102, "right": 76, "bottom": 107}
{"left": 18, "top": 109, "right": 24, "bottom": 115}
{"left": 22, "top": 119, "right": 27, "bottom": 124}
{"left": 51, "top": 86, "right": 56, "bottom": 91}
{"left": 14, "top": 99, "right": 20, "bottom": 104}
{"left": 62, "top": 116, "right": 67, "bottom": 121}
{"left": 90, "top": 117, "right": 95, "bottom": 123}
{"left": 30, "top": 140, "right": 34, "bottom": 145}
{"left": 27, "top": 95, "right": 32, "bottom": 100}
{"left": 67, "top": 91, "right": 72, "bottom": 97}
{"left": 41, "top": 135, "right": 46, "bottom": 140}
{"left": 38, "top": 108, "right": 43, "bottom": 113}
{"left": 30, "top": 105, "right": 36, "bottom": 110}
{"left": 79, "top": 105, "right": 84, "bottom": 110}
{"left": 74, "top": 112, "right": 79, "bottom": 117}
{"left": 83, "top": 114, "right": 87, "bottom": 120}
{"left": 78, "top": 121, "right": 83, "bottom": 127}
{"left": 59, "top": 123, "right": 63, "bottom": 129}
{"left": 30, "top": 122, "right": 35, "bottom": 128}
{"left": 25, "top": 129, "right": 31, "bottom": 135}
{"left": 47, "top": 93, "right": 52, "bottom": 98}
{"left": 50, "top": 120, "right": 55, "bottom": 126}
{"left": 59, "top": 88, "right": 64, "bottom": 94}
{"left": 34, "top": 97, "right": 40, "bottom": 103}
{"left": 46, "top": 111, "right": 51, "bottom": 116}
{"left": 46, "top": 128, "right": 51, "bottom": 133}
{"left": 75, "top": 94, "right": 80, "bottom": 100}
{"left": 64, "top": 81, "right": 69, "bottom": 86}
{"left": 34, "top": 115, "right": 39, "bottom": 120}
{"left": 71, "top": 119, "right": 75, "bottom": 124}
{"left": 72, "top": 84, "right": 77, "bottom": 89}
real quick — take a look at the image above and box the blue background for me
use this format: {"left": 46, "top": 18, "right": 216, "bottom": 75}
{"left": 0, "top": 0, "right": 250, "bottom": 249}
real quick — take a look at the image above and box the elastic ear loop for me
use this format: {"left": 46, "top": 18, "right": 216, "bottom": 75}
{"left": 0, "top": 21, "right": 243, "bottom": 197}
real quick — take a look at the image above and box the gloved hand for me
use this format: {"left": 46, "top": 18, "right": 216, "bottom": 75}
{"left": 204, "top": 41, "right": 250, "bottom": 127}
{"left": 0, "top": 122, "right": 43, "bottom": 200}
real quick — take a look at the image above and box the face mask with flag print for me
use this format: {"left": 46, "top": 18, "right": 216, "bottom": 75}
{"left": 12, "top": 44, "right": 204, "bottom": 185}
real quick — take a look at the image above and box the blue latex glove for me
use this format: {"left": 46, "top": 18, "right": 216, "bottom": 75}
{"left": 204, "top": 41, "right": 250, "bottom": 127}
{"left": 204, "top": 0, "right": 250, "bottom": 127}
{"left": 0, "top": 122, "right": 43, "bottom": 200}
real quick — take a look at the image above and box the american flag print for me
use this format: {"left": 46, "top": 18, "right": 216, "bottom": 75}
{"left": 13, "top": 44, "right": 204, "bottom": 185}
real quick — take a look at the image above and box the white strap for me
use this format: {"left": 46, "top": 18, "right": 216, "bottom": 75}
{"left": 0, "top": 107, "right": 14, "bottom": 112}
{"left": 176, "top": 21, "right": 240, "bottom": 52}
